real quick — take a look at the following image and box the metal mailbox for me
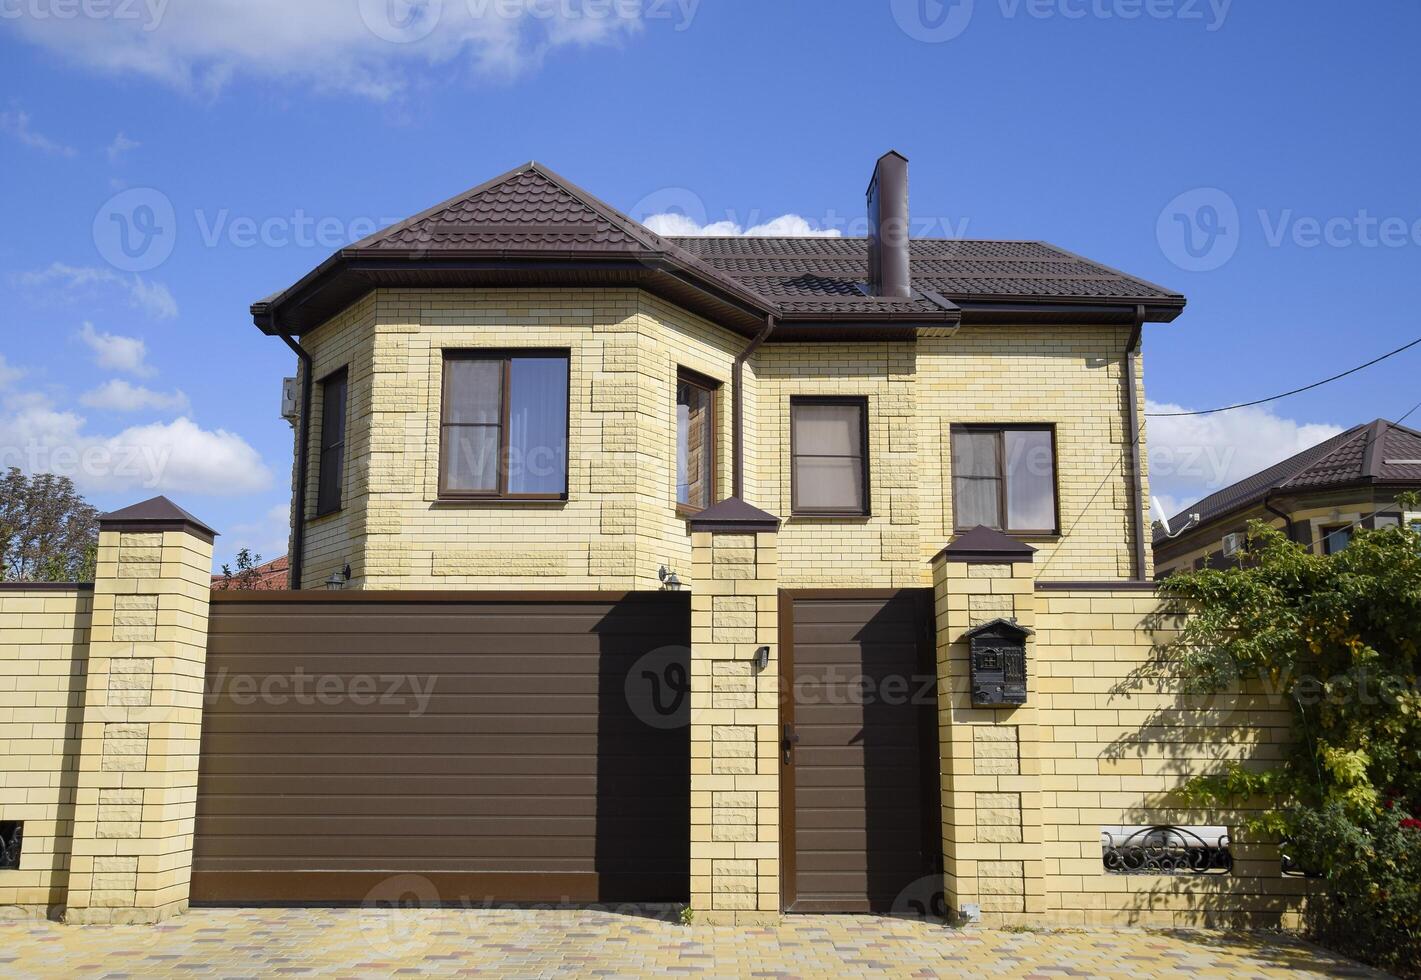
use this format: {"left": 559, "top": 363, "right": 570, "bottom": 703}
{"left": 964, "top": 618, "right": 1032, "bottom": 707}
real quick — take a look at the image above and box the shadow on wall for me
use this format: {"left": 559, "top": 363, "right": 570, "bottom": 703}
{"left": 50, "top": 605, "right": 91, "bottom": 921}
{"left": 1085, "top": 600, "right": 1312, "bottom": 928}
{"left": 593, "top": 593, "right": 691, "bottom": 905}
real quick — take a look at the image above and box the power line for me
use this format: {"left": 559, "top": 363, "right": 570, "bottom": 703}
{"left": 1146, "top": 335, "right": 1421, "bottom": 418}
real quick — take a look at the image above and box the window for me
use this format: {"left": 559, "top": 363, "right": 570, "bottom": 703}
{"left": 315, "top": 368, "right": 347, "bottom": 517}
{"left": 951, "top": 425, "right": 1058, "bottom": 534}
{"left": 791, "top": 397, "right": 869, "bottom": 516}
{"left": 1322, "top": 524, "right": 1353, "bottom": 555}
{"left": 676, "top": 370, "right": 718, "bottom": 513}
{"left": 440, "top": 351, "right": 569, "bottom": 499}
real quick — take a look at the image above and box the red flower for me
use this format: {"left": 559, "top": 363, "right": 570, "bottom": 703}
{"left": 1400, "top": 818, "right": 1421, "bottom": 830}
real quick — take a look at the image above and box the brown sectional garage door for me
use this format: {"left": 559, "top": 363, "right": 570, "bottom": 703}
{"left": 781, "top": 591, "right": 940, "bottom": 913}
{"left": 192, "top": 592, "right": 689, "bottom": 905}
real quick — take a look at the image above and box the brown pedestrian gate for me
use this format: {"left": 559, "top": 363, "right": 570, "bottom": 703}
{"left": 191, "top": 592, "right": 690, "bottom": 905}
{"left": 779, "top": 590, "right": 941, "bottom": 913}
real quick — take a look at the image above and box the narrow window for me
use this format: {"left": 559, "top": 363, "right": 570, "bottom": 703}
{"left": 440, "top": 351, "right": 569, "bottom": 499}
{"left": 315, "top": 368, "right": 347, "bottom": 517}
{"left": 1322, "top": 524, "right": 1353, "bottom": 555}
{"left": 791, "top": 397, "right": 869, "bottom": 516}
{"left": 951, "top": 425, "right": 1058, "bottom": 534}
{"left": 676, "top": 371, "right": 718, "bottom": 513}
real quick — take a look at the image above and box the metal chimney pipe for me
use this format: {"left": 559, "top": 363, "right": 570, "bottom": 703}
{"left": 866, "top": 151, "right": 911, "bottom": 298}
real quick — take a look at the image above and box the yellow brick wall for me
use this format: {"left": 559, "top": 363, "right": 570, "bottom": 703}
{"left": 292, "top": 292, "right": 1150, "bottom": 589}
{"left": 293, "top": 288, "right": 742, "bottom": 590}
{"left": 918, "top": 327, "right": 1149, "bottom": 582}
{"left": 0, "top": 586, "right": 91, "bottom": 913}
{"left": 295, "top": 293, "right": 377, "bottom": 589}
{"left": 1034, "top": 588, "right": 1305, "bottom": 927}
{"left": 689, "top": 531, "right": 780, "bottom": 924}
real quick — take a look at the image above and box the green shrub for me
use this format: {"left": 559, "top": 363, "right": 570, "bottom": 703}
{"left": 1159, "top": 499, "right": 1421, "bottom": 974}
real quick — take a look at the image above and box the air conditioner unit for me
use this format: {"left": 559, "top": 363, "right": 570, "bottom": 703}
{"left": 1221, "top": 532, "right": 1244, "bottom": 557}
{"left": 280, "top": 377, "right": 300, "bottom": 426}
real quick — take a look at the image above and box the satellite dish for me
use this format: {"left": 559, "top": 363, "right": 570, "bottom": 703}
{"left": 1152, "top": 497, "right": 1173, "bottom": 536}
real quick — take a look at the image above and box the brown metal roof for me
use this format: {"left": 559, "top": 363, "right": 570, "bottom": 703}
{"left": 672, "top": 237, "right": 1184, "bottom": 315}
{"left": 1157, "top": 418, "right": 1421, "bottom": 544}
{"left": 252, "top": 161, "right": 1183, "bottom": 339}
{"left": 100, "top": 495, "right": 218, "bottom": 541}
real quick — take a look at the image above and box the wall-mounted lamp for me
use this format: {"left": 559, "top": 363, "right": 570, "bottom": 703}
{"left": 658, "top": 565, "right": 683, "bottom": 592}
{"left": 753, "top": 646, "right": 770, "bottom": 672}
{"left": 324, "top": 564, "right": 352, "bottom": 591}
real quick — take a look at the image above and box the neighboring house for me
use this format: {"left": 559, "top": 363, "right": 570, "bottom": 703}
{"left": 209, "top": 554, "right": 289, "bottom": 591}
{"left": 1155, "top": 418, "right": 1421, "bottom": 577}
{"left": 1, "top": 154, "right": 1315, "bottom": 928}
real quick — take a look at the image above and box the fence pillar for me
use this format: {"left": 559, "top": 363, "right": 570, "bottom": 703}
{"left": 65, "top": 497, "right": 215, "bottom": 924}
{"left": 933, "top": 526, "right": 1046, "bottom": 925}
{"left": 687, "top": 499, "right": 781, "bottom": 924}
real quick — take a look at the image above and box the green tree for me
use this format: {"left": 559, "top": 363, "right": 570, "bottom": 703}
{"left": 0, "top": 468, "right": 100, "bottom": 583}
{"left": 217, "top": 548, "right": 266, "bottom": 591}
{"left": 1159, "top": 504, "right": 1421, "bottom": 973}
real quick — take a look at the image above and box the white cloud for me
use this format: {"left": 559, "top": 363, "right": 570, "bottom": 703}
{"left": 106, "top": 131, "right": 141, "bottom": 162}
{"left": 0, "top": 393, "right": 273, "bottom": 495}
{"left": 80, "top": 379, "right": 190, "bottom": 414}
{"left": 225, "top": 503, "right": 292, "bottom": 561}
{"left": 0, "top": 355, "right": 22, "bottom": 390}
{"left": 1146, "top": 400, "right": 1345, "bottom": 516}
{"left": 16, "top": 263, "right": 178, "bottom": 320}
{"left": 4, "top": 0, "right": 646, "bottom": 101}
{"left": 645, "top": 212, "right": 843, "bottom": 238}
{"left": 0, "top": 108, "right": 77, "bottom": 156}
{"left": 77, "top": 322, "right": 157, "bottom": 378}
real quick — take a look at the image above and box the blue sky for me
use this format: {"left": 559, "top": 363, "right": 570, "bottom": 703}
{"left": 2, "top": 0, "right": 1419, "bottom": 566}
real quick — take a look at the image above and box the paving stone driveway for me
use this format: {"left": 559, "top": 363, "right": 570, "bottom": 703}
{"left": 0, "top": 907, "right": 1385, "bottom": 979}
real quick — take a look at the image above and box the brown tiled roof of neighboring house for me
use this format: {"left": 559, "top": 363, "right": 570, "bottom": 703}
{"left": 1157, "top": 418, "right": 1421, "bottom": 544}
{"left": 252, "top": 161, "right": 1184, "bottom": 338}
{"left": 211, "top": 555, "right": 289, "bottom": 591}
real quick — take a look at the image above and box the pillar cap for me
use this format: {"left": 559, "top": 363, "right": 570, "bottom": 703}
{"left": 99, "top": 496, "right": 218, "bottom": 543}
{"left": 934, "top": 525, "right": 1035, "bottom": 564}
{"left": 687, "top": 497, "right": 780, "bottom": 533}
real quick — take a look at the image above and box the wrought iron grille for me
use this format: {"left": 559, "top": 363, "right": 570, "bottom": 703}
{"left": 0, "top": 822, "right": 21, "bottom": 870}
{"left": 1101, "top": 825, "right": 1231, "bottom": 875}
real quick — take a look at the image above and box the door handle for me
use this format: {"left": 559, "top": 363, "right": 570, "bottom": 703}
{"left": 782, "top": 722, "right": 800, "bottom": 765}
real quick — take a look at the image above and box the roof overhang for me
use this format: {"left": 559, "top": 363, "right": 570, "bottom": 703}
{"left": 253, "top": 258, "right": 1177, "bottom": 340}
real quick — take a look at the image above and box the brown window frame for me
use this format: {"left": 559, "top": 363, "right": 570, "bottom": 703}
{"left": 675, "top": 368, "right": 720, "bottom": 517}
{"left": 438, "top": 349, "right": 570, "bottom": 502}
{"left": 789, "top": 396, "right": 871, "bottom": 518}
{"left": 1321, "top": 523, "right": 1353, "bottom": 556}
{"left": 314, "top": 367, "right": 348, "bottom": 518}
{"left": 950, "top": 423, "right": 1060, "bottom": 536}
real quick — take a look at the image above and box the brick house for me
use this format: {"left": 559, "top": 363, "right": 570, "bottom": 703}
{"left": 1155, "top": 418, "right": 1421, "bottom": 576}
{"left": 0, "top": 155, "right": 1306, "bottom": 927}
